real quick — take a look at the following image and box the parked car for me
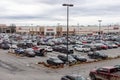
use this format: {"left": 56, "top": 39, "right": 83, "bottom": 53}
{"left": 46, "top": 42, "right": 55, "bottom": 46}
{"left": 32, "top": 46, "right": 41, "bottom": 51}
{"left": 10, "top": 44, "right": 18, "bottom": 49}
{"left": 1, "top": 43, "right": 10, "bottom": 50}
{"left": 53, "top": 45, "right": 74, "bottom": 54}
{"left": 113, "top": 41, "right": 120, "bottom": 47}
{"left": 34, "top": 48, "right": 47, "bottom": 56}
{"left": 84, "top": 44, "right": 96, "bottom": 51}
{"left": 61, "top": 74, "right": 88, "bottom": 80}
{"left": 114, "top": 65, "right": 120, "bottom": 70}
{"left": 24, "top": 48, "right": 36, "bottom": 57}
{"left": 40, "top": 41, "right": 46, "bottom": 45}
{"left": 45, "top": 46, "right": 53, "bottom": 52}
{"left": 57, "top": 55, "right": 77, "bottom": 64}
{"left": 88, "top": 51, "right": 108, "bottom": 59}
{"left": 103, "top": 42, "right": 113, "bottom": 49}
{"left": 71, "top": 54, "right": 87, "bottom": 62}
{"left": 109, "top": 43, "right": 118, "bottom": 48}
{"left": 47, "top": 57, "right": 64, "bottom": 66}
{"left": 74, "top": 45, "right": 91, "bottom": 52}
{"left": 89, "top": 66, "right": 120, "bottom": 80}
{"left": 94, "top": 43, "right": 108, "bottom": 50}
{"left": 14, "top": 48, "right": 24, "bottom": 55}
{"left": 17, "top": 42, "right": 27, "bottom": 49}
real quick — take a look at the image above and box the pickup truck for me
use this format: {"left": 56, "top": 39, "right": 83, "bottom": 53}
{"left": 89, "top": 66, "right": 120, "bottom": 80}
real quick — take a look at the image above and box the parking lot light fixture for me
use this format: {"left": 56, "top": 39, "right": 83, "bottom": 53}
{"left": 62, "top": 3, "right": 73, "bottom": 64}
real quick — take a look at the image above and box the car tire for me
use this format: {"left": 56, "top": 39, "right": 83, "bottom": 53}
{"left": 90, "top": 74, "right": 97, "bottom": 80}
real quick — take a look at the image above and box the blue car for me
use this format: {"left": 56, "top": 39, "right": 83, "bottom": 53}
{"left": 14, "top": 48, "right": 24, "bottom": 54}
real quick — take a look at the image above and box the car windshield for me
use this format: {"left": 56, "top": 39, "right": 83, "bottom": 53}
{"left": 51, "top": 58, "right": 61, "bottom": 62}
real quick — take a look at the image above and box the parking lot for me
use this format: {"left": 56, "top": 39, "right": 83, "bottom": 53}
{"left": 0, "top": 33, "right": 119, "bottom": 80}
{"left": 0, "top": 47, "right": 119, "bottom": 80}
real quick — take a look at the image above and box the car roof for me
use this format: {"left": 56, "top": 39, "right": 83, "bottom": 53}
{"left": 101, "top": 66, "right": 115, "bottom": 69}
{"left": 66, "top": 74, "right": 82, "bottom": 78}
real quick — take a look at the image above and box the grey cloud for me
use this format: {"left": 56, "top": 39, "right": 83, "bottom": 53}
{"left": 68, "top": 4, "right": 120, "bottom": 17}
{"left": 0, "top": 15, "right": 66, "bottom": 21}
{"left": 37, "top": 0, "right": 86, "bottom": 5}
{"left": 0, "top": 0, "right": 120, "bottom": 25}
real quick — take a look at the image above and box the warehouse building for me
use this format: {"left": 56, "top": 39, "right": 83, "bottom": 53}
{"left": 16, "top": 25, "right": 120, "bottom": 36}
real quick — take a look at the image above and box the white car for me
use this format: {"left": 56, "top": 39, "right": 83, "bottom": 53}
{"left": 74, "top": 45, "right": 91, "bottom": 52}
{"left": 9, "top": 44, "right": 18, "bottom": 49}
{"left": 45, "top": 46, "right": 53, "bottom": 52}
{"left": 110, "top": 43, "right": 118, "bottom": 48}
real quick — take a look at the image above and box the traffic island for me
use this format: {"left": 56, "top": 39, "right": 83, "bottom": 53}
{"left": 37, "top": 62, "right": 64, "bottom": 69}
{"left": 37, "top": 55, "right": 120, "bottom": 69}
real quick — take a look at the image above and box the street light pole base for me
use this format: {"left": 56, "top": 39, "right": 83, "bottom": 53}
{"left": 65, "top": 62, "right": 69, "bottom": 66}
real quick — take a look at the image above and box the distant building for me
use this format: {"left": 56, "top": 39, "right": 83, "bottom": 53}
{"left": 16, "top": 25, "right": 120, "bottom": 36}
{"left": 16, "top": 26, "right": 30, "bottom": 34}
{"left": 0, "top": 24, "right": 16, "bottom": 33}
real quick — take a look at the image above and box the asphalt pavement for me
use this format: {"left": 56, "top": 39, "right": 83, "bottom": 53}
{"left": 0, "top": 48, "right": 120, "bottom": 80}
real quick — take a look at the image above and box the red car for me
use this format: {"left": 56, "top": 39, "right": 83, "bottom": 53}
{"left": 89, "top": 66, "right": 120, "bottom": 80}
{"left": 32, "top": 46, "right": 41, "bottom": 50}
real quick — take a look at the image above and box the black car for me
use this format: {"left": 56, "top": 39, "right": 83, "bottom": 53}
{"left": 53, "top": 46, "right": 74, "bottom": 54}
{"left": 61, "top": 74, "right": 87, "bottom": 80}
{"left": 114, "top": 65, "right": 120, "bottom": 70}
{"left": 88, "top": 51, "right": 108, "bottom": 59}
{"left": 47, "top": 57, "right": 64, "bottom": 66}
{"left": 1, "top": 43, "right": 10, "bottom": 50}
{"left": 34, "top": 49, "right": 47, "bottom": 56}
{"left": 71, "top": 54, "right": 87, "bottom": 62}
{"left": 57, "top": 55, "right": 77, "bottom": 64}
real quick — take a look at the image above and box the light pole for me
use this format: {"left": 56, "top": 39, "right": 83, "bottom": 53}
{"left": 77, "top": 23, "right": 79, "bottom": 35}
{"left": 108, "top": 25, "right": 111, "bottom": 34}
{"left": 98, "top": 20, "right": 102, "bottom": 39}
{"left": 57, "top": 23, "right": 60, "bottom": 37}
{"left": 62, "top": 4, "right": 73, "bottom": 64}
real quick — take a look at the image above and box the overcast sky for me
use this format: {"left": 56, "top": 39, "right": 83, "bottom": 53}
{"left": 1, "top": 0, "right": 120, "bottom": 26}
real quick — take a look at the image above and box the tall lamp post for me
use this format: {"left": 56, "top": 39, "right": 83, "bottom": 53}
{"left": 62, "top": 4, "right": 73, "bottom": 64}
{"left": 108, "top": 25, "right": 111, "bottom": 34}
{"left": 98, "top": 20, "right": 102, "bottom": 39}
{"left": 77, "top": 23, "right": 79, "bottom": 35}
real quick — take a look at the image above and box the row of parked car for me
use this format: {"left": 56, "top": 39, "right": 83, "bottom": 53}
{"left": 11, "top": 46, "right": 53, "bottom": 57}
{"left": 0, "top": 34, "right": 119, "bottom": 60}
{"left": 47, "top": 54, "right": 87, "bottom": 66}
{"left": 73, "top": 40, "right": 120, "bottom": 52}
{"left": 46, "top": 50, "right": 108, "bottom": 66}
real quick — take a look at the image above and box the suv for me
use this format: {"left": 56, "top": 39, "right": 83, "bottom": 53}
{"left": 89, "top": 66, "right": 120, "bottom": 80}
{"left": 88, "top": 51, "right": 108, "bottom": 59}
